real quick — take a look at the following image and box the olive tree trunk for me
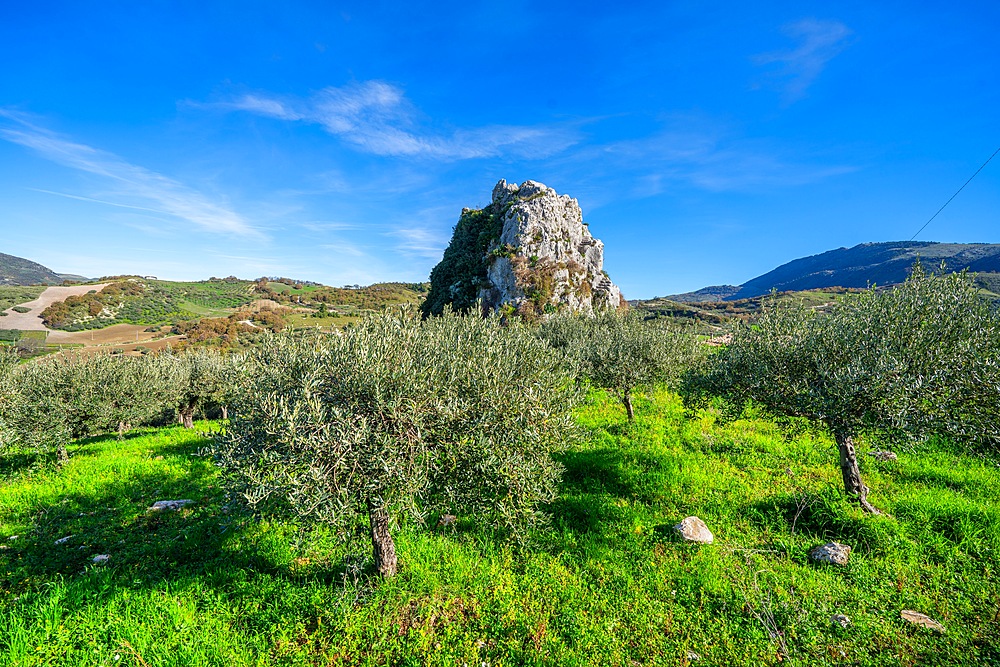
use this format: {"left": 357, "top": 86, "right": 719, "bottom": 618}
{"left": 622, "top": 390, "right": 635, "bottom": 423}
{"left": 220, "top": 406, "right": 228, "bottom": 421}
{"left": 835, "top": 432, "right": 881, "bottom": 514}
{"left": 367, "top": 499, "right": 398, "bottom": 578}
{"left": 180, "top": 407, "right": 194, "bottom": 429}
{"left": 56, "top": 441, "right": 69, "bottom": 466}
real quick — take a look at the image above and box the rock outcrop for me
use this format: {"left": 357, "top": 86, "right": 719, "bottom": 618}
{"left": 423, "top": 179, "right": 624, "bottom": 319}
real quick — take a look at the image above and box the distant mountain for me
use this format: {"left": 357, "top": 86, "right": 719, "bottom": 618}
{"left": 0, "top": 252, "right": 67, "bottom": 286}
{"left": 662, "top": 285, "right": 741, "bottom": 303}
{"left": 58, "top": 273, "right": 91, "bottom": 283}
{"left": 662, "top": 242, "right": 1000, "bottom": 302}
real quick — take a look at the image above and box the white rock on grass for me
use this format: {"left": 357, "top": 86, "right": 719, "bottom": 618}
{"left": 148, "top": 500, "right": 193, "bottom": 512}
{"left": 674, "top": 516, "right": 714, "bottom": 544}
{"left": 901, "top": 610, "right": 945, "bottom": 633}
{"left": 868, "top": 450, "right": 898, "bottom": 462}
{"left": 831, "top": 614, "right": 852, "bottom": 628}
{"left": 810, "top": 542, "right": 851, "bottom": 565}
{"left": 54, "top": 535, "right": 75, "bottom": 545}
{"left": 92, "top": 554, "right": 109, "bottom": 564}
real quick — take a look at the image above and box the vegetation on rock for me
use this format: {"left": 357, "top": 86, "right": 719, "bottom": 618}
{"left": 421, "top": 208, "right": 503, "bottom": 316}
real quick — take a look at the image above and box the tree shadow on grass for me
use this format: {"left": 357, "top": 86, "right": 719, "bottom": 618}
{"left": 546, "top": 448, "right": 636, "bottom": 539}
{"left": 741, "top": 490, "right": 904, "bottom": 556}
{"left": 0, "top": 464, "right": 347, "bottom": 602}
{"left": 0, "top": 450, "right": 44, "bottom": 478}
{"left": 555, "top": 448, "right": 633, "bottom": 498}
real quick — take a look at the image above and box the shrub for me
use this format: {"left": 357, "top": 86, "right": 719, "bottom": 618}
{"left": 215, "top": 308, "right": 580, "bottom": 577}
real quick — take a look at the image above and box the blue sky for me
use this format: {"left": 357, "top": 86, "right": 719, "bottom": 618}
{"left": 1, "top": 1, "right": 997, "bottom": 298}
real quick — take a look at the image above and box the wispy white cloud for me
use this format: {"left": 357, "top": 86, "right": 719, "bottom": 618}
{"left": 0, "top": 110, "right": 259, "bottom": 237}
{"left": 299, "top": 220, "right": 361, "bottom": 233}
{"left": 204, "top": 81, "right": 582, "bottom": 160}
{"left": 389, "top": 225, "right": 447, "bottom": 260}
{"left": 753, "top": 19, "right": 853, "bottom": 101}
{"left": 548, "top": 118, "right": 857, "bottom": 204}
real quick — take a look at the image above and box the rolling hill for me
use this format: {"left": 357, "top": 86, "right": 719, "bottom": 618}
{"left": 665, "top": 241, "right": 1000, "bottom": 302}
{"left": 0, "top": 252, "right": 68, "bottom": 286}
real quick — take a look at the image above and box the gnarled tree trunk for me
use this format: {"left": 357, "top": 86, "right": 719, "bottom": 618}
{"left": 180, "top": 407, "right": 194, "bottom": 429}
{"left": 220, "top": 406, "right": 228, "bottom": 421}
{"left": 56, "top": 441, "right": 68, "bottom": 466}
{"left": 622, "top": 390, "right": 635, "bottom": 423}
{"left": 367, "top": 499, "right": 398, "bottom": 578}
{"left": 835, "top": 431, "right": 881, "bottom": 514}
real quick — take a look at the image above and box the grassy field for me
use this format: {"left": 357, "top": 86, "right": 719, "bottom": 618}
{"left": 1, "top": 389, "right": 998, "bottom": 666}
{"left": 0, "top": 286, "right": 46, "bottom": 313}
{"left": 153, "top": 280, "right": 255, "bottom": 311}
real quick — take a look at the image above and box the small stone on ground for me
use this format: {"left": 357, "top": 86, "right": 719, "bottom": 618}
{"left": 869, "top": 450, "right": 898, "bottom": 461}
{"left": 54, "top": 535, "right": 74, "bottom": 545}
{"left": 831, "top": 614, "right": 852, "bottom": 628}
{"left": 148, "top": 500, "right": 194, "bottom": 512}
{"left": 810, "top": 542, "right": 851, "bottom": 565}
{"left": 92, "top": 554, "right": 109, "bottom": 564}
{"left": 901, "top": 610, "right": 945, "bottom": 633}
{"left": 674, "top": 516, "right": 714, "bottom": 544}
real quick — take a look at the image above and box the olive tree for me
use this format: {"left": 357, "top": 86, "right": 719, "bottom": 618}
{"left": 691, "top": 264, "right": 1000, "bottom": 513}
{"left": 549, "top": 312, "right": 702, "bottom": 422}
{"left": 215, "top": 308, "right": 580, "bottom": 577}
{"left": 5, "top": 352, "right": 181, "bottom": 463}
{"left": 0, "top": 346, "right": 18, "bottom": 452}
{"left": 173, "top": 350, "right": 230, "bottom": 428}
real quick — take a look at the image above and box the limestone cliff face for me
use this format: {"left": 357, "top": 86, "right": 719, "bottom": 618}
{"left": 423, "top": 179, "right": 624, "bottom": 318}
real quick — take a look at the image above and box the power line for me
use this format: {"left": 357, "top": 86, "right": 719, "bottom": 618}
{"left": 910, "top": 146, "right": 1000, "bottom": 241}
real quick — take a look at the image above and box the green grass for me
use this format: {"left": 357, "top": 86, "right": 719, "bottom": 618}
{"left": 176, "top": 300, "right": 234, "bottom": 318}
{"left": 152, "top": 280, "right": 255, "bottom": 310}
{"left": 2, "top": 391, "right": 999, "bottom": 665}
{"left": 265, "top": 282, "right": 323, "bottom": 295}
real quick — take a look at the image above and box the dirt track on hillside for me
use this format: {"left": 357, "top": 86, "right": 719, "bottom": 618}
{"left": 0, "top": 284, "right": 109, "bottom": 331}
